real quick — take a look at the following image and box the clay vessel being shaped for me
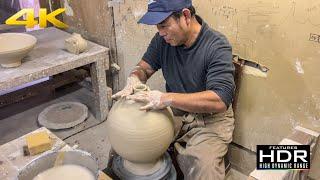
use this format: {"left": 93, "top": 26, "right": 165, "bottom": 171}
{"left": 0, "top": 33, "right": 37, "bottom": 68}
{"left": 106, "top": 85, "right": 174, "bottom": 164}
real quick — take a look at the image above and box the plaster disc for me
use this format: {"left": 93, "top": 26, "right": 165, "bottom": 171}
{"left": 38, "top": 102, "right": 88, "bottom": 130}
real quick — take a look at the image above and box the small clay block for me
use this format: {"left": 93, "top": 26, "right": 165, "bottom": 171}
{"left": 65, "top": 33, "right": 87, "bottom": 55}
{"left": 26, "top": 131, "right": 52, "bottom": 155}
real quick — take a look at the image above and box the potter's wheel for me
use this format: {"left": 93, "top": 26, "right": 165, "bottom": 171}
{"left": 38, "top": 102, "right": 88, "bottom": 130}
{"left": 112, "top": 152, "right": 176, "bottom": 180}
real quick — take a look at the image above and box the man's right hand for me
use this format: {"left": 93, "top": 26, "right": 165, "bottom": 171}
{"left": 111, "top": 76, "right": 142, "bottom": 99}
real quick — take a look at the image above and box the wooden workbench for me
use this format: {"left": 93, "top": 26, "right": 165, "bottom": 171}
{"left": 0, "top": 27, "right": 109, "bottom": 121}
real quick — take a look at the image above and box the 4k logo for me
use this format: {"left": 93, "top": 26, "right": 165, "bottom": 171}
{"left": 5, "top": 8, "right": 68, "bottom": 28}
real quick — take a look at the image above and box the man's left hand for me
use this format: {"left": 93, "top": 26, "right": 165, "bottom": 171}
{"left": 126, "top": 90, "right": 171, "bottom": 110}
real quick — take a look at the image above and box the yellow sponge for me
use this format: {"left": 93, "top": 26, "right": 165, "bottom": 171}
{"left": 26, "top": 131, "right": 52, "bottom": 155}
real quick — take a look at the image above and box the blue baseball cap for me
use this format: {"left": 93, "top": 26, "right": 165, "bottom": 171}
{"left": 138, "top": 0, "right": 192, "bottom": 25}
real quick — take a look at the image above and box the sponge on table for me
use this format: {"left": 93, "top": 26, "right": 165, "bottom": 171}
{"left": 26, "top": 131, "right": 52, "bottom": 155}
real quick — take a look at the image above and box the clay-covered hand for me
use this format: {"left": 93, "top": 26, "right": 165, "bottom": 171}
{"left": 111, "top": 76, "right": 142, "bottom": 99}
{"left": 126, "top": 90, "right": 172, "bottom": 110}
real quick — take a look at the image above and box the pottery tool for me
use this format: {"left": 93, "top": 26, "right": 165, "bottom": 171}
{"left": 54, "top": 151, "right": 65, "bottom": 167}
{"left": 233, "top": 54, "right": 269, "bottom": 78}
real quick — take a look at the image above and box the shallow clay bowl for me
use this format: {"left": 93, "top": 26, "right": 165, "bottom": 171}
{"left": 0, "top": 33, "right": 37, "bottom": 68}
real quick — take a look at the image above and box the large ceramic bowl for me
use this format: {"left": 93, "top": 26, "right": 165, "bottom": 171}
{"left": 0, "top": 33, "right": 37, "bottom": 68}
{"left": 17, "top": 150, "right": 99, "bottom": 180}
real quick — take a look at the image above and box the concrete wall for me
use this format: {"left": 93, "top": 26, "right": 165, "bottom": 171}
{"left": 111, "top": 0, "right": 320, "bottom": 178}
{"left": 192, "top": 1, "right": 320, "bottom": 178}
{"left": 112, "top": 0, "right": 165, "bottom": 91}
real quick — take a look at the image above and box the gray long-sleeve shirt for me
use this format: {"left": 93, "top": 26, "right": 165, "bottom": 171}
{"left": 142, "top": 15, "right": 235, "bottom": 107}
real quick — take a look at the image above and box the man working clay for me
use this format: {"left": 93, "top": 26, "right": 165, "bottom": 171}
{"left": 112, "top": 0, "right": 235, "bottom": 179}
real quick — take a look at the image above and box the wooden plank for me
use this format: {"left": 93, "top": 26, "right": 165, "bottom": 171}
{"left": 0, "top": 69, "right": 88, "bottom": 108}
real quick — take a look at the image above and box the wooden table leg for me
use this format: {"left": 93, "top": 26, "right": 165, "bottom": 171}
{"left": 90, "top": 59, "right": 108, "bottom": 121}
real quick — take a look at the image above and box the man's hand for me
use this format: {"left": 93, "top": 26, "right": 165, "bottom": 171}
{"left": 126, "top": 90, "right": 172, "bottom": 110}
{"left": 111, "top": 76, "right": 142, "bottom": 99}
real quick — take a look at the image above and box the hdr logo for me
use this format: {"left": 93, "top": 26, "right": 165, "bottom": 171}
{"left": 5, "top": 8, "right": 68, "bottom": 29}
{"left": 257, "top": 145, "right": 310, "bottom": 170}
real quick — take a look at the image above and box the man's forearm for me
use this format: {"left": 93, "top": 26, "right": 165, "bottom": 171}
{"left": 130, "top": 60, "right": 156, "bottom": 83}
{"left": 130, "top": 67, "right": 148, "bottom": 83}
{"left": 162, "top": 90, "right": 227, "bottom": 113}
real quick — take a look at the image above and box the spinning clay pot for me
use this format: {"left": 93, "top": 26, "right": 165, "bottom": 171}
{"left": 106, "top": 85, "right": 174, "bottom": 164}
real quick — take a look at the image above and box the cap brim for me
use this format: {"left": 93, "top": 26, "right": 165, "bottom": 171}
{"left": 138, "top": 11, "right": 173, "bottom": 25}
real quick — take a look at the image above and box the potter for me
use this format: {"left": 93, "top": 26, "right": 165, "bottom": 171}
{"left": 112, "top": 0, "right": 235, "bottom": 179}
